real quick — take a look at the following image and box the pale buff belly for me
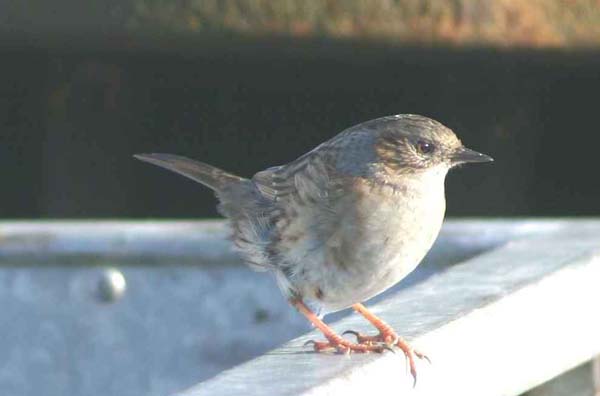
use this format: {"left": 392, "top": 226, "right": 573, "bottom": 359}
{"left": 294, "top": 179, "right": 446, "bottom": 313}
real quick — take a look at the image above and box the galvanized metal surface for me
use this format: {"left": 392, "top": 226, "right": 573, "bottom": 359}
{"left": 177, "top": 219, "right": 600, "bottom": 396}
{"left": 0, "top": 221, "right": 234, "bottom": 265}
{"left": 524, "top": 359, "right": 600, "bottom": 396}
{"left": 0, "top": 219, "right": 592, "bottom": 396}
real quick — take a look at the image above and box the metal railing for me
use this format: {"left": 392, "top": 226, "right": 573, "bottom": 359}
{"left": 1, "top": 220, "right": 599, "bottom": 396}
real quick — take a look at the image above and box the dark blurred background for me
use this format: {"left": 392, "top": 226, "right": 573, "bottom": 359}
{"left": 1, "top": 1, "right": 599, "bottom": 219}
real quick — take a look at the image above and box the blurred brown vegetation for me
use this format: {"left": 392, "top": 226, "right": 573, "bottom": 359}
{"left": 129, "top": 0, "right": 600, "bottom": 47}
{"left": 2, "top": 1, "right": 600, "bottom": 218}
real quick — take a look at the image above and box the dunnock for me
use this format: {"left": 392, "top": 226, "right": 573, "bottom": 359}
{"left": 135, "top": 114, "right": 493, "bottom": 384}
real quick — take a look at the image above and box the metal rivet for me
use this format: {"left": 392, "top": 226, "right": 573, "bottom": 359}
{"left": 253, "top": 308, "right": 270, "bottom": 323}
{"left": 97, "top": 268, "right": 127, "bottom": 303}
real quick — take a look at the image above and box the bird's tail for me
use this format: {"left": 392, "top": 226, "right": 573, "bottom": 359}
{"left": 134, "top": 153, "right": 246, "bottom": 191}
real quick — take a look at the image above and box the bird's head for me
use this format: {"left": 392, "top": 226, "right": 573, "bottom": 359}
{"left": 371, "top": 114, "right": 493, "bottom": 175}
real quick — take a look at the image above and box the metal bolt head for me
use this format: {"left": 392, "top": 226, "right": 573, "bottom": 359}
{"left": 97, "top": 268, "right": 127, "bottom": 303}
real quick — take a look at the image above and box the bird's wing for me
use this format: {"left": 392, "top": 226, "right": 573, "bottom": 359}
{"left": 251, "top": 140, "right": 345, "bottom": 209}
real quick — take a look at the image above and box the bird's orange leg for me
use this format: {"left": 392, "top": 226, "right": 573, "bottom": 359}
{"left": 345, "top": 303, "right": 429, "bottom": 385}
{"left": 291, "top": 299, "right": 390, "bottom": 354}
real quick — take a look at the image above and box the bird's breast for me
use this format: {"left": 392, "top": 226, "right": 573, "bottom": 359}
{"left": 352, "top": 176, "right": 445, "bottom": 271}
{"left": 313, "top": 172, "right": 447, "bottom": 311}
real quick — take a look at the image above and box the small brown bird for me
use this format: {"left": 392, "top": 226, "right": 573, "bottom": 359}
{"left": 135, "top": 114, "right": 492, "bottom": 384}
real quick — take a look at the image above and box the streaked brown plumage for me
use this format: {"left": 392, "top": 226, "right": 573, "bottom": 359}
{"left": 135, "top": 114, "right": 493, "bottom": 385}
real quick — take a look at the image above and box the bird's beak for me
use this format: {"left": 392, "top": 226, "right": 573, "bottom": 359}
{"left": 451, "top": 146, "right": 494, "bottom": 164}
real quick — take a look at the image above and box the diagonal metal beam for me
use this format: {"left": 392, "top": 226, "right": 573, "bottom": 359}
{"left": 176, "top": 220, "right": 600, "bottom": 396}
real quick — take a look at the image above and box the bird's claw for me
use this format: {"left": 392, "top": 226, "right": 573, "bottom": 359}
{"left": 342, "top": 329, "right": 395, "bottom": 345}
{"left": 304, "top": 339, "right": 337, "bottom": 352}
{"left": 341, "top": 328, "right": 429, "bottom": 387}
{"left": 416, "top": 350, "right": 432, "bottom": 364}
{"left": 303, "top": 335, "right": 389, "bottom": 354}
{"left": 341, "top": 329, "right": 360, "bottom": 338}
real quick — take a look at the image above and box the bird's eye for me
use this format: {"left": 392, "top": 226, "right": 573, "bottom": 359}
{"left": 416, "top": 141, "right": 435, "bottom": 155}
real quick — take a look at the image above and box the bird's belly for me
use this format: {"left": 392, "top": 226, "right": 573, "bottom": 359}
{"left": 308, "top": 184, "right": 445, "bottom": 312}
{"left": 318, "top": 229, "right": 437, "bottom": 311}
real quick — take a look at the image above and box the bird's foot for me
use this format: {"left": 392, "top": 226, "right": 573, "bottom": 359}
{"left": 343, "top": 329, "right": 430, "bottom": 386}
{"left": 304, "top": 333, "right": 393, "bottom": 354}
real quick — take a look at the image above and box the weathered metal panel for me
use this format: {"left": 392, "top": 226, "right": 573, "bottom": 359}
{"left": 0, "top": 219, "right": 588, "bottom": 396}
{"left": 178, "top": 220, "right": 600, "bottom": 396}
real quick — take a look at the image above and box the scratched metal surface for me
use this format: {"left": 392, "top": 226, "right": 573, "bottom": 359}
{"left": 0, "top": 219, "right": 575, "bottom": 396}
